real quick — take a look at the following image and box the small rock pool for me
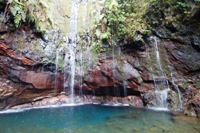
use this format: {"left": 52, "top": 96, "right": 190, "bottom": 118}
{"left": 0, "top": 105, "right": 200, "bottom": 133}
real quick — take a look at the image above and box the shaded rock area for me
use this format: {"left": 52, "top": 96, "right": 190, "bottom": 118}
{"left": 163, "top": 40, "right": 200, "bottom": 75}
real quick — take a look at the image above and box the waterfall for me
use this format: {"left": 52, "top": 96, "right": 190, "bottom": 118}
{"left": 69, "top": 1, "right": 79, "bottom": 97}
{"left": 112, "top": 45, "right": 117, "bottom": 95}
{"left": 64, "top": 36, "right": 69, "bottom": 94}
{"left": 63, "top": 1, "right": 80, "bottom": 100}
{"left": 55, "top": 48, "right": 61, "bottom": 89}
{"left": 80, "top": 0, "right": 90, "bottom": 95}
{"left": 79, "top": 51, "right": 83, "bottom": 95}
{"left": 171, "top": 71, "right": 183, "bottom": 110}
{"left": 111, "top": 45, "right": 124, "bottom": 96}
{"left": 150, "top": 36, "right": 170, "bottom": 109}
{"left": 123, "top": 81, "right": 127, "bottom": 97}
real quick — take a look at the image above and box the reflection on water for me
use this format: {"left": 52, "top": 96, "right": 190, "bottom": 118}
{"left": 0, "top": 105, "right": 200, "bottom": 133}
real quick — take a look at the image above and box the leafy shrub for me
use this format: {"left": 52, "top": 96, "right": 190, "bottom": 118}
{"left": 91, "top": 0, "right": 153, "bottom": 54}
{"left": 4, "top": 0, "right": 52, "bottom": 33}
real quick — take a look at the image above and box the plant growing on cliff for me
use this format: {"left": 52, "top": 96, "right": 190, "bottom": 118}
{"left": 4, "top": 0, "right": 52, "bottom": 33}
{"left": 93, "top": 0, "right": 152, "bottom": 48}
{"left": 91, "top": 0, "right": 200, "bottom": 53}
{"left": 147, "top": 0, "right": 200, "bottom": 26}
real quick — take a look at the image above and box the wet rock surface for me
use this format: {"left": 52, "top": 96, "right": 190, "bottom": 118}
{"left": 183, "top": 86, "right": 200, "bottom": 117}
{"left": 0, "top": 77, "right": 17, "bottom": 100}
{"left": 0, "top": 32, "right": 200, "bottom": 117}
{"left": 163, "top": 40, "right": 200, "bottom": 75}
{"left": 0, "top": 31, "right": 149, "bottom": 110}
{"left": 167, "top": 90, "right": 181, "bottom": 111}
{"left": 11, "top": 94, "right": 144, "bottom": 109}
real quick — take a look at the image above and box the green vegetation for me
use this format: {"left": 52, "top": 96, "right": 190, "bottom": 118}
{"left": 92, "top": 0, "right": 200, "bottom": 53}
{"left": 93, "top": 0, "right": 152, "bottom": 45}
{"left": 194, "top": 81, "right": 200, "bottom": 89}
{"left": 2, "top": 0, "right": 200, "bottom": 45}
{"left": 147, "top": 0, "right": 200, "bottom": 27}
{"left": 4, "top": 0, "right": 52, "bottom": 33}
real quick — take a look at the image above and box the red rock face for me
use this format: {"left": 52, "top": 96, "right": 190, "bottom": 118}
{"left": 15, "top": 70, "right": 65, "bottom": 91}
{"left": 84, "top": 62, "right": 114, "bottom": 89}
{"left": 0, "top": 40, "right": 152, "bottom": 109}
{"left": 19, "top": 71, "right": 57, "bottom": 89}
{"left": 82, "top": 57, "right": 146, "bottom": 94}
{"left": 86, "top": 69, "right": 113, "bottom": 88}
{"left": 0, "top": 42, "right": 66, "bottom": 91}
{"left": 127, "top": 81, "right": 139, "bottom": 90}
{"left": 0, "top": 42, "right": 36, "bottom": 66}
{"left": 1, "top": 37, "right": 199, "bottom": 118}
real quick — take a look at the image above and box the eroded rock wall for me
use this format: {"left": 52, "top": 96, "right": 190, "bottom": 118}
{"left": 0, "top": 26, "right": 200, "bottom": 117}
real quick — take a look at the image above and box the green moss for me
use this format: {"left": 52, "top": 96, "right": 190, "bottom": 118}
{"left": 57, "top": 59, "right": 65, "bottom": 69}
{"left": 145, "top": 39, "right": 170, "bottom": 77}
{"left": 159, "top": 41, "right": 170, "bottom": 76}
{"left": 0, "top": 35, "right": 5, "bottom": 39}
{"left": 185, "top": 45, "right": 194, "bottom": 55}
{"left": 182, "top": 80, "right": 189, "bottom": 89}
{"left": 194, "top": 81, "right": 200, "bottom": 89}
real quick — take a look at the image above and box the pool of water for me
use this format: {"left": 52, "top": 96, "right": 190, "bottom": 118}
{"left": 0, "top": 105, "right": 200, "bottom": 133}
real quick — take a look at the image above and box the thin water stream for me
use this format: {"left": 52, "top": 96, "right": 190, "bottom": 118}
{"left": 171, "top": 72, "right": 183, "bottom": 110}
{"left": 150, "top": 36, "right": 170, "bottom": 108}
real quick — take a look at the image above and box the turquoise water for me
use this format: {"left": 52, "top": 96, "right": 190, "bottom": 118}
{"left": 0, "top": 105, "right": 200, "bottom": 133}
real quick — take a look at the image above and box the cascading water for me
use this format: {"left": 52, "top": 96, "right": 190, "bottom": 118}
{"left": 150, "top": 36, "right": 170, "bottom": 109}
{"left": 62, "top": 0, "right": 94, "bottom": 100}
{"left": 64, "top": 36, "right": 69, "bottom": 94}
{"left": 123, "top": 81, "right": 127, "bottom": 97}
{"left": 171, "top": 71, "right": 183, "bottom": 110}
{"left": 69, "top": 1, "right": 79, "bottom": 97}
{"left": 111, "top": 45, "right": 117, "bottom": 96}
{"left": 111, "top": 45, "right": 126, "bottom": 96}
{"left": 78, "top": 0, "right": 89, "bottom": 95}
{"left": 55, "top": 48, "right": 62, "bottom": 89}
{"left": 63, "top": 1, "right": 80, "bottom": 101}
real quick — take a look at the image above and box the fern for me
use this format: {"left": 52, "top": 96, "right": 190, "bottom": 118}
{"left": 5, "top": 0, "right": 52, "bottom": 33}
